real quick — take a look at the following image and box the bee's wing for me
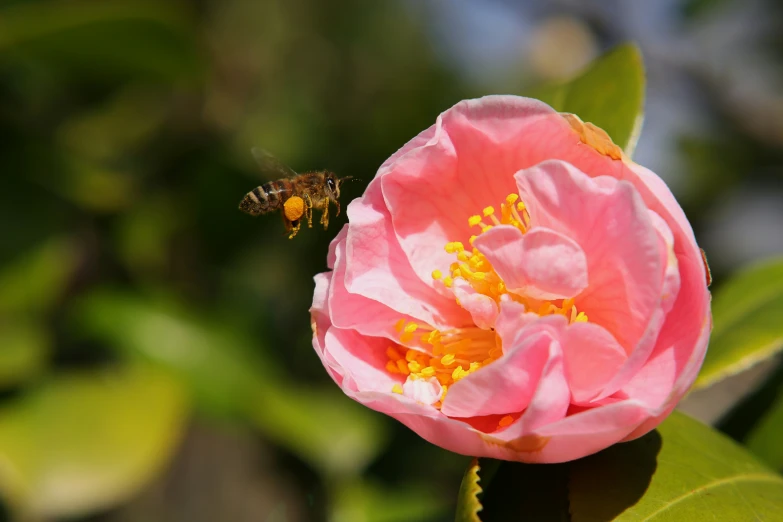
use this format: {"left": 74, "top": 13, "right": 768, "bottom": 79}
{"left": 251, "top": 147, "right": 298, "bottom": 179}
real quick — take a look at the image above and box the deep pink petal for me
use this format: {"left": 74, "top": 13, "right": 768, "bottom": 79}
{"left": 473, "top": 225, "right": 588, "bottom": 300}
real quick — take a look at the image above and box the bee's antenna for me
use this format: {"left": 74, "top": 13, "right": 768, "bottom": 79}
{"left": 338, "top": 176, "right": 356, "bottom": 184}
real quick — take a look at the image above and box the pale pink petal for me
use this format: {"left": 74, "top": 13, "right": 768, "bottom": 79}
{"left": 440, "top": 329, "right": 555, "bottom": 417}
{"left": 473, "top": 225, "right": 588, "bottom": 300}
{"left": 451, "top": 279, "right": 498, "bottom": 329}
{"left": 344, "top": 175, "right": 470, "bottom": 329}
{"left": 310, "top": 273, "right": 344, "bottom": 386}
{"left": 402, "top": 377, "right": 443, "bottom": 406}
{"left": 328, "top": 237, "right": 417, "bottom": 341}
{"left": 561, "top": 322, "right": 627, "bottom": 404}
{"left": 515, "top": 160, "right": 663, "bottom": 354}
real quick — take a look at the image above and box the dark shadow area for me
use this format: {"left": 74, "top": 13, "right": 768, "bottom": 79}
{"left": 568, "top": 429, "right": 662, "bottom": 521}
{"left": 477, "top": 429, "right": 662, "bottom": 522}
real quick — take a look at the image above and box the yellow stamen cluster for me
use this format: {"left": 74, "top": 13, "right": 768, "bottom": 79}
{"left": 386, "top": 320, "right": 501, "bottom": 409}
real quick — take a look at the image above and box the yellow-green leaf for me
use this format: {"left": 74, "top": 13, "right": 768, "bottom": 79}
{"left": 455, "top": 458, "right": 483, "bottom": 522}
{"left": 0, "top": 319, "right": 50, "bottom": 388}
{"left": 695, "top": 257, "right": 783, "bottom": 390}
{"left": 528, "top": 43, "right": 645, "bottom": 157}
{"left": 745, "top": 389, "right": 783, "bottom": 471}
{"left": 0, "top": 366, "right": 188, "bottom": 519}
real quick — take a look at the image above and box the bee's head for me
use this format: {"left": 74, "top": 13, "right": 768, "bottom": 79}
{"left": 326, "top": 172, "right": 353, "bottom": 201}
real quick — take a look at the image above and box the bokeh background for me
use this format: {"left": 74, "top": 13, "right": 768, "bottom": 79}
{"left": 1, "top": 0, "right": 782, "bottom": 521}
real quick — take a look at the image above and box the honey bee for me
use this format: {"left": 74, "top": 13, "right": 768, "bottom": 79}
{"left": 238, "top": 148, "right": 352, "bottom": 238}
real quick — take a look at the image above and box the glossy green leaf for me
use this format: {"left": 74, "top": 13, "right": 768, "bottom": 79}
{"left": 0, "top": 366, "right": 188, "bottom": 519}
{"left": 528, "top": 43, "right": 645, "bottom": 156}
{"left": 0, "top": 319, "right": 50, "bottom": 388}
{"left": 71, "top": 290, "right": 389, "bottom": 476}
{"left": 745, "top": 388, "right": 783, "bottom": 471}
{"left": 470, "top": 412, "right": 783, "bottom": 521}
{"left": 0, "top": 237, "right": 79, "bottom": 315}
{"left": 570, "top": 411, "right": 783, "bottom": 521}
{"left": 455, "top": 458, "right": 483, "bottom": 522}
{"left": 0, "top": 0, "right": 202, "bottom": 81}
{"left": 333, "top": 479, "right": 448, "bottom": 522}
{"left": 695, "top": 257, "right": 783, "bottom": 390}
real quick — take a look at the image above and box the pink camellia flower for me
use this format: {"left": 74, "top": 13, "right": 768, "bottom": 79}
{"left": 310, "top": 96, "right": 711, "bottom": 463}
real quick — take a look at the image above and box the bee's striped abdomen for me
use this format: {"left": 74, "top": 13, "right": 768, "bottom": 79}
{"left": 238, "top": 179, "right": 292, "bottom": 216}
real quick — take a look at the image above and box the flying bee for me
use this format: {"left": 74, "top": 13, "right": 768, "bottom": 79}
{"left": 238, "top": 148, "right": 352, "bottom": 239}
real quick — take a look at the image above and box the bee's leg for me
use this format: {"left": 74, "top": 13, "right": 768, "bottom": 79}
{"left": 288, "top": 218, "right": 301, "bottom": 239}
{"left": 321, "top": 198, "right": 330, "bottom": 230}
{"left": 283, "top": 212, "right": 301, "bottom": 239}
{"left": 335, "top": 200, "right": 341, "bottom": 217}
{"left": 303, "top": 193, "right": 314, "bottom": 228}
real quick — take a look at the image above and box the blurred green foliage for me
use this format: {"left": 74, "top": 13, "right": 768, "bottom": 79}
{"left": 1, "top": 0, "right": 782, "bottom": 521}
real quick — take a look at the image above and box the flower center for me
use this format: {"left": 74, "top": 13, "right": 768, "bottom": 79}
{"left": 434, "top": 193, "right": 588, "bottom": 322}
{"left": 385, "top": 193, "right": 588, "bottom": 416}
{"left": 385, "top": 319, "right": 499, "bottom": 408}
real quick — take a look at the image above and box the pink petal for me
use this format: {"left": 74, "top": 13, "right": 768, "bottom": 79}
{"left": 515, "top": 160, "right": 663, "bottom": 355}
{"left": 561, "top": 322, "right": 627, "bottom": 404}
{"left": 344, "top": 175, "right": 470, "bottom": 329}
{"left": 473, "top": 225, "right": 588, "bottom": 300}
{"left": 440, "top": 329, "right": 555, "bottom": 417}
{"left": 381, "top": 96, "right": 569, "bottom": 287}
{"left": 322, "top": 327, "right": 398, "bottom": 394}
{"left": 451, "top": 279, "right": 498, "bottom": 329}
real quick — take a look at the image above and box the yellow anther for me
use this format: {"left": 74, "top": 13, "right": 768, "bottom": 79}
{"left": 468, "top": 215, "right": 482, "bottom": 227}
{"left": 575, "top": 312, "right": 589, "bottom": 323}
{"left": 408, "top": 361, "right": 421, "bottom": 373}
{"left": 432, "top": 269, "right": 442, "bottom": 280}
{"left": 506, "top": 194, "right": 519, "bottom": 205}
{"left": 469, "top": 235, "right": 477, "bottom": 245}
{"left": 421, "top": 366, "right": 436, "bottom": 378}
{"left": 517, "top": 202, "right": 526, "bottom": 211}
{"left": 441, "top": 353, "right": 456, "bottom": 366}
{"left": 386, "top": 347, "right": 402, "bottom": 361}
{"left": 472, "top": 271, "right": 486, "bottom": 281}
{"left": 483, "top": 206, "right": 495, "bottom": 217}
{"left": 405, "top": 349, "right": 418, "bottom": 362}
{"left": 498, "top": 415, "right": 514, "bottom": 427}
{"left": 404, "top": 323, "right": 419, "bottom": 334}
{"left": 443, "top": 276, "right": 453, "bottom": 288}
{"left": 457, "top": 251, "right": 471, "bottom": 262}
{"left": 394, "top": 319, "right": 406, "bottom": 332}
{"left": 392, "top": 384, "right": 404, "bottom": 394}
{"left": 452, "top": 367, "right": 466, "bottom": 381}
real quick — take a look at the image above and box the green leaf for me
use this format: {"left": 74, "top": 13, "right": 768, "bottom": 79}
{"left": 455, "top": 458, "right": 483, "bottom": 522}
{"left": 569, "top": 411, "right": 783, "bottom": 521}
{"left": 0, "top": 366, "right": 188, "bottom": 519}
{"left": 71, "top": 290, "right": 389, "bottom": 476}
{"left": 0, "top": 0, "right": 202, "bottom": 82}
{"left": 0, "top": 237, "right": 79, "bottom": 316}
{"left": 472, "top": 412, "right": 783, "bottom": 521}
{"left": 527, "top": 43, "right": 645, "bottom": 157}
{"left": 745, "top": 387, "right": 783, "bottom": 471}
{"left": 0, "top": 319, "right": 50, "bottom": 388}
{"left": 695, "top": 256, "right": 783, "bottom": 390}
